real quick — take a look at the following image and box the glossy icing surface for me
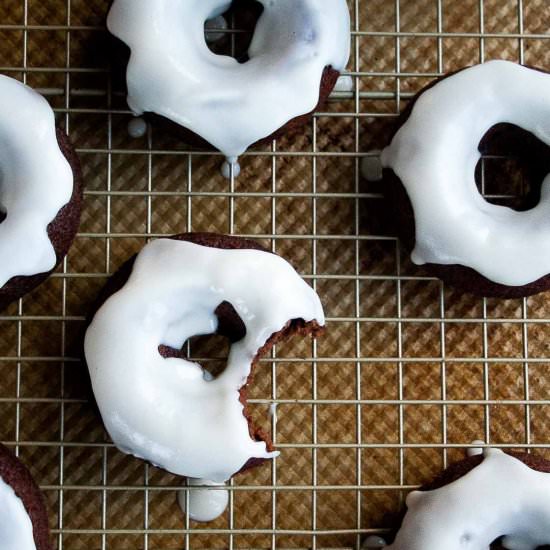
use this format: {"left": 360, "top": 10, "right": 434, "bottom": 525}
{"left": 382, "top": 61, "right": 550, "bottom": 287}
{"left": 84, "top": 238, "right": 325, "bottom": 482}
{"left": 0, "top": 475, "right": 36, "bottom": 550}
{"left": 0, "top": 75, "right": 73, "bottom": 288}
{"left": 388, "top": 449, "right": 550, "bottom": 550}
{"left": 107, "top": 0, "right": 350, "bottom": 159}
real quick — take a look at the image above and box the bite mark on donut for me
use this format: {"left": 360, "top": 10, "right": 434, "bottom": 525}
{"left": 238, "top": 317, "right": 324, "bottom": 474}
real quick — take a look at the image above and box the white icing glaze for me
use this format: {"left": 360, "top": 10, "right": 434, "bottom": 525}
{"left": 84, "top": 238, "right": 325, "bottom": 482}
{"left": 466, "top": 440, "right": 486, "bottom": 457}
{"left": 177, "top": 478, "right": 229, "bottom": 522}
{"left": 381, "top": 61, "right": 550, "bottom": 287}
{"left": 362, "top": 535, "right": 387, "bottom": 548}
{"left": 221, "top": 157, "right": 241, "bottom": 179}
{"left": 334, "top": 75, "right": 354, "bottom": 93}
{"left": 127, "top": 116, "right": 147, "bottom": 138}
{"left": 0, "top": 475, "right": 36, "bottom": 550}
{"left": 0, "top": 75, "right": 73, "bottom": 288}
{"left": 269, "top": 402, "right": 278, "bottom": 423}
{"left": 107, "top": 0, "right": 350, "bottom": 159}
{"left": 388, "top": 449, "right": 550, "bottom": 550}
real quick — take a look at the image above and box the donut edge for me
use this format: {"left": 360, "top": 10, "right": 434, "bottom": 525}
{"left": 0, "top": 128, "right": 83, "bottom": 311}
{"left": 145, "top": 65, "right": 341, "bottom": 153}
{"left": 0, "top": 443, "right": 53, "bottom": 550}
{"left": 383, "top": 451, "right": 550, "bottom": 548}
{"left": 382, "top": 64, "right": 550, "bottom": 299}
{"left": 86, "top": 232, "right": 325, "bottom": 478}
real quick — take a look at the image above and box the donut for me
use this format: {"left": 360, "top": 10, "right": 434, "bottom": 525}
{"left": 386, "top": 449, "right": 550, "bottom": 549}
{"left": 0, "top": 443, "right": 52, "bottom": 550}
{"left": 381, "top": 61, "right": 550, "bottom": 298}
{"left": 84, "top": 233, "right": 325, "bottom": 482}
{"left": 0, "top": 75, "right": 82, "bottom": 311}
{"left": 106, "top": 0, "right": 350, "bottom": 163}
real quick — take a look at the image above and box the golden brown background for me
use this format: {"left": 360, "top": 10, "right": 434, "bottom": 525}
{"left": 1, "top": 0, "right": 549, "bottom": 548}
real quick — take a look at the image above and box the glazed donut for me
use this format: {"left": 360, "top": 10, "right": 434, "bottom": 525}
{"left": 84, "top": 233, "right": 325, "bottom": 482}
{"left": 0, "top": 75, "right": 82, "bottom": 310}
{"left": 381, "top": 61, "right": 550, "bottom": 298}
{"left": 0, "top": 443, "right": 52, "bottom": 550}
{"left": 107, "top": 0, "right": 350, "bottom": 162}
{"left": 387, "top": 449, "right": 550, "bottom": 549}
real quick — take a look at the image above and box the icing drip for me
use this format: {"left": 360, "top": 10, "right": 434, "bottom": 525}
{"left": 0, "top": 75, "right": 73, "bottom": 288}
{"left": 107, "top": 0, "right": 350, "bottom": 159}
{"left": 269, "top": 403, "right": 278, "bottom": 423}
{"left": 127, "top": 117, "right": 147, "bottom": 138}
{"left": 177, "top": 479, "right": 229, "bottom": 523}
{"left": 84, "top": 238, "right": 325, "bottom": 482}
{"left": 0, "top": 476, "right": 36, "bottom": 550}
{"left": 221, "top": 157, "right": 241, "bottom": 179}
{"left": 334, "top": 75, "right": 354, "bottom": 93}
{"left": 381, "top": 61, "right": 550, "bottom": 287}
{"left": 362, "top": 535, "right": 387, "bottom": 548}
{"left": 388, "top": 449, "right": 550, "bottom": 550}
{"left": 466, "top": 440, "right": 486, "bottom": 457}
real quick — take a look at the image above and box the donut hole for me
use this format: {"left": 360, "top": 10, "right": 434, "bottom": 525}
{"left": 158, "top": 301, "right": 246, "bottom": 380}
{"left": 204, "top": 0, "right": 264, "bottom": 62}
{"left": 475, "top": 123, "right": 550, "bottom": 212}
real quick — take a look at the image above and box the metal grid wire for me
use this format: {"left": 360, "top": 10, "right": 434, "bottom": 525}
{"left": 1, "top": 0, "right": 550, "bottom": 549}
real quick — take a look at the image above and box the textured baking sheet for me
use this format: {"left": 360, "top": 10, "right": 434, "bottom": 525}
{"left": 0, "top": 0, "right": 550, "bottom": 549}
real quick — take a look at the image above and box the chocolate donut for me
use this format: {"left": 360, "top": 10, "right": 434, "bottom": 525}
{"left": 0, "top": 76, "right": 82, "bottom": 311}
{"left": 381, "top": 61, "right": 550, "bottom": 298}
{"left": 84, "top": 233, "right": 325, "bottom": 482}
{"left": 106, "top": 0, "right": 350, "bottom": 169}
{"left": 0, "top": 443, "right": 52, "bottom": 550}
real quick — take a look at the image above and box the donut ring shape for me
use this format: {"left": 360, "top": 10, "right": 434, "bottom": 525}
{"left": 387, "top": 449, "right": 550, "bottom": 550}
{"left": 84, "top": 234, "right": 325, "bottom": 482}
{"left": 107, "top": 0, "right": 350, "bottom": 159}
{"left": 0, "top": 76, "right": 78, "bottom": 303}
{"left": 381, "top": 61, "right": 550, "bottom": 291}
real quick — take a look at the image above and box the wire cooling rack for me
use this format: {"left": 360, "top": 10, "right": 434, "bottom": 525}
{"left": 1, "top": 0, "right": 550, "bottom": 549}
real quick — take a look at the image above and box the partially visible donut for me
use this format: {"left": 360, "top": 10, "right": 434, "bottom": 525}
{"left": 387, "top": 449, "right": 550, "bottom": 549}
{"left": 84, "top": 233, "right": 325, "bottom": 482}
{"left": 0, "top": 443, "right": 52, "bottom": 550}
{"left": 381, "top": 61, "right": 550, "bottom": 298}
{"left": 0, "top": 75, "right": 82, "bottom": 311}
{"left": 107, "top": 0, "right": 350, "bottom": 162}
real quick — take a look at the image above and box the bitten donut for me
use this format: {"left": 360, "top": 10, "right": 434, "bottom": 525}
{"left": 381, "top": 61, "right": 550, "bottom": 298}
{"left": 84, "top": 233, "right": 325, "bottom": 482}
{"left": 0, "top": 443, "right": 52, "bottom": 549}
{"left": 387, "top": 449, "right": 550, "bottom": 549}
{"left": 107, "top": 0, "right": 350, "bottom": 164}
{"left": 0, "top": 75, "right": 82, "bottom": 310}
